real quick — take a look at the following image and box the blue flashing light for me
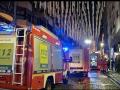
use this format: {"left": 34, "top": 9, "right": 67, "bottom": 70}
{"left": 0, "top": 22, "right": 14, "bottom": 32}
{"left": 5, "top": 29, "right": 13, "bottom": 32}
{"left": 63, "top": 47, "right": 69, "bottom": 52}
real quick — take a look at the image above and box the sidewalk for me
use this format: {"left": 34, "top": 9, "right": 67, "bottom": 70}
{"left": 107, "top": 70, "right": 120, "bottom": 85}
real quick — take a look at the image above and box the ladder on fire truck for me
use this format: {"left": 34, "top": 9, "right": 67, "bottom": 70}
{"left": 12, "top": 28, "right": 27, "bottom": 85}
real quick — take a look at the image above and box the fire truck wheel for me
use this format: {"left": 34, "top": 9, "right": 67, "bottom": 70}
{"left": 67, "top": 71, "right": 70, "bottom": 78}
{"left": 45, "top": 79, "right": 54, "bottom": 90}
{"left": 63, "top": 78, "right": 68, "bottom": 85}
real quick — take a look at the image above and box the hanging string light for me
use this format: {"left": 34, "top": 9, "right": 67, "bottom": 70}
{"left": 98, "top": 2, "right": 104, "bottom": 38}
{"left": 76, "top": 1, "right": 79, "bottom": 15}
{"left": 61, "top": 1, "right": 64, "bottom": 34}
{"left": 32, "top": 1, "right": 105, "bottom": 47}
{"left": 87, "top": 2, "right": 92, "bottom": 39}
{"left": 78, "top": 2, "right": 81, "bottom": 16}
{"left": 81, "top": 13, "right": 85, "bottom": 39}
{"left": 79, "top": 6, "right": 83, "bottom": 40}
{"left": 76, "top": 17, "right": 80, "bottom": 42}
{"left": 68, "top": 1, "right": 72, "bottom": 37}
{"left": 83, "top": 2, "right": 89, "bottom": 38}
{"left": 34, "top": 1, "right": 37, "bottom": 8}
{"left": 82, "top": 2, "right": 87, "bottom": 39}
{"left": 78, "top": 2, "right": 82, "bottom": 40}
{"left": 95, "top": 2, "right": 100, "bottom": 39}
{"left": 43, "top": 1, "right": 46, "bottom": 12}
{"left": 64, "top": 2, "right": 68, "bottom": 35}
{"left": 64, "top": 1, "right": 68, "bottom": 35}
{"left": 92, "top": 1, "right": 94, "bottom": 39}
{"left": 39, "top": 1, "right": 42, "bottom": 9}
{"left": 72, "top": 1, "right": 76, "bottom": 40}
{"left": 61, "top": 1, "right": 64, "bottom": 15}
{"left": 48, "top": 1, "right": 52, "bottom": 16}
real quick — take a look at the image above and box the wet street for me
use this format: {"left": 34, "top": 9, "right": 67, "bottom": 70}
{"left": 88, "top": 71, "right": 120, "bottom": 89}
{"left": 54, "top": 71, "right": 120, "bottom": 90}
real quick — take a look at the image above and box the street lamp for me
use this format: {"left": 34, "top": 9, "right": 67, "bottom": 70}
{"left": 84, "top": 39, "right": 92, "bottom": 45}
{"left": 100, "top": 42, "right": 104, "bottom": 48}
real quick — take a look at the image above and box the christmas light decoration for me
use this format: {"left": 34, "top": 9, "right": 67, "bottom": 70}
{"left": 33, "top": 1, "right": 105, "bottom": 47}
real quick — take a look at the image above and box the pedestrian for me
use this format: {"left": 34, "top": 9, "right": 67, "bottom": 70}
{"left": 111, "top": 60, "right": 114, "bottom": 71}
{"left": 107, "top": 60, "right": 109, "bottom": 71}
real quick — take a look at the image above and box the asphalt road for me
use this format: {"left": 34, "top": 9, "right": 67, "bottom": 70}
{"left": 54, "top": 71, "right": 120, "bottom": 90}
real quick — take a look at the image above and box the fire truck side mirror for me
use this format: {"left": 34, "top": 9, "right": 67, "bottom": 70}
{"left": 70, "top": 56, "right": 72, "bottom": 61}
{"left": 63, "top": 56, "right": 72, "bottom": 62}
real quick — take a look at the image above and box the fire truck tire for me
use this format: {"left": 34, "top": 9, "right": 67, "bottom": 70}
{"left": 67, "top": 71, "right": 70, "bottom": 78}
{"left": 63, "top": 78, "right": 68, "bottom": 85}
{"left": 45, "top": 79, "right": 54, "bottom": 90}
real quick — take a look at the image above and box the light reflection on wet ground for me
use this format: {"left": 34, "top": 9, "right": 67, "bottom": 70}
{"left": 88, "top": 71, "right": 120, "bottom": 90}
{"left": 55, "top": 71, "right": 120, "bottom": 90}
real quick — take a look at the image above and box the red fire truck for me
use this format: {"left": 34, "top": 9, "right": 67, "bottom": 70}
{"left": 0, "top": 25, "right": 67, "bottom": 89}
{"left": 97, "top": 57, "right": 108, "bottom": 72}
{"left": 65, "top": 48, "right": 89, "bottom": 77}
{"left": 90, "top": 52, "right": 108, "bottom": 72}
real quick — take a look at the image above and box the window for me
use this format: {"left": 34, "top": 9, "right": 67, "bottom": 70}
{"left": 52, "top": 45, "right": 63, "bottom": 70}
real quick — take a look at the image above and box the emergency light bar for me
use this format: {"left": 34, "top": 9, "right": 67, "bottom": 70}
{"left": 0, "top": 22, "right": 14, "bottom": 34}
